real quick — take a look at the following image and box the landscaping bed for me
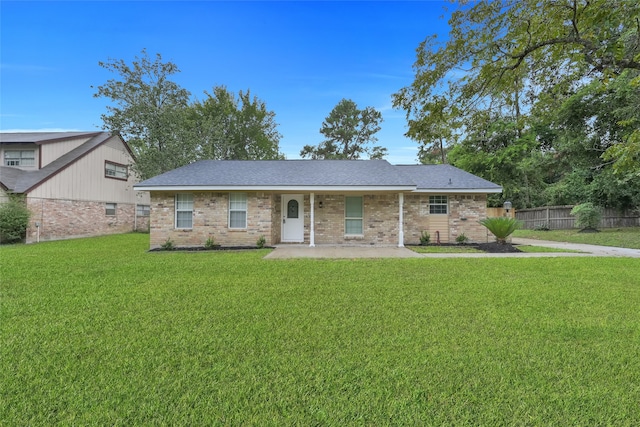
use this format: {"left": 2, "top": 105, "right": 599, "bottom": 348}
{"left": 149, "top": 245, "right": 273, "bottom": 252}
{"left": 410, "top": 242, "right": 522, "bottom": 253}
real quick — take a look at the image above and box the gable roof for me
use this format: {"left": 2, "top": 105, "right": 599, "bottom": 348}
{"left": 134, "top": 160, "right": 502, "bottom": 193}
{"left": 0, "top": 132, "right": 120, "bottom": 193}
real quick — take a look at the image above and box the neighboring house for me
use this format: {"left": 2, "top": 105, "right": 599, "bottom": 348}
{"left": 134, "top": 160, "right": 502, "bottom": 248}
{"left": 0, "top": 132, "right": 150, "bottom": 243}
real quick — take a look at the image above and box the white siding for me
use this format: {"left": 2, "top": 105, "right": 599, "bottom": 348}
{"left": 29, "top": 136, "right": 149, "bottom": 204}
{"left": 39, "top": 137, "right": 92, "bottom": 167}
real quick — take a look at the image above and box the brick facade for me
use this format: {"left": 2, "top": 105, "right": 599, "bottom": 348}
{"left": 150, "top": 191, "right": 274, "bottom": 248}
{"left": 403, "top": 193, "right": 490, "bottom": 244}
{"left": 25, "top": 197, "right": 148, "bottom": 243}
{"left": 148, "top": 191, "right": 492, "bottom": 248}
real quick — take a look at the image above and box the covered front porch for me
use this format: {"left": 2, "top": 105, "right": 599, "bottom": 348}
{"left": 274, "top": 192, "right": 409, "bottom": 248}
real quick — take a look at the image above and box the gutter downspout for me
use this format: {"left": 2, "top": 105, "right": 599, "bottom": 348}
{"left": 398, "top": 192, "right": 404, "bottom": 247}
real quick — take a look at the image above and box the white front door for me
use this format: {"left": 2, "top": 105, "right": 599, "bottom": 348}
{"left": 282, "top": 194, "right": 304, "bottom": 242}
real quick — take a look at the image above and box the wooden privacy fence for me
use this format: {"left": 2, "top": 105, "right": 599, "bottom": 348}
{"left": 514, "top": 205, "right": 640, "bottom": 229}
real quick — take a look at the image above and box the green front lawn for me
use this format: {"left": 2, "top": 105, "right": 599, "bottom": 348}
{"left": 2, "top": 234, "right": 640, "bottom": 425}
{"left": 513, "top": 226, "right": 640, "bottom": 249}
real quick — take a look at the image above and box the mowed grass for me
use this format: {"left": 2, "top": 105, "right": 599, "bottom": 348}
{"left": 513, "top": 227, "right": 640, "bottom": 249}
{"left": 2, "top": 234, "right": 640, "bottom": 425}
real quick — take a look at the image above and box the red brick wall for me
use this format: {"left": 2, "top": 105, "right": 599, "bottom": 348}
{"left": 25, "top": 197, "right": 144, "bottom": 243}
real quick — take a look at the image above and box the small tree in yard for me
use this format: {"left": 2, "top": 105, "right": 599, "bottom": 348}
{"left": 570, "top": 203, "right": 602, "bottom": 231}
{"left": 0, "top": 196, "right": 31, "bottom": 243}
{"left": 479, "top": 217, "right": 522, "bottom": 244}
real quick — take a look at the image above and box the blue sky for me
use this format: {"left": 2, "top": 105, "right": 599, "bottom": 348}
{"left": 1, "top": 1, "right": 452, "bottom": 163}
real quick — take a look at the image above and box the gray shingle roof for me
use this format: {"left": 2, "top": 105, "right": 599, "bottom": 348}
{"left": 0, "top": 132, "right": 101, "bottom": 144}
{"left": 136, "top": 160, "right": 414, "bottom": 189}
{"left": 135, "top": 160, "right": 502, "bottom": 193}
{"left": 396, "top": 164, "right": 502, "bottom": 191}
{"left": 0, "top": 132, "right": 112, "bottom": 193}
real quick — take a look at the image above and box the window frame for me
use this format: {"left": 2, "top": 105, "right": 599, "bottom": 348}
{"left": 228, "top": 193, "right": 248, "bottom": 229}
{"left": 344, "top": 196, "right": 364, "bottom": 236}
{"left": 429, "top": 195, "right": 448, "bottom": 214}
{"left": 105, "top": 161, "right": 128, "bottom": 180}
{"left": 175, "top": 194, "right": 194, "bottom": 229}
{"left": 105, "top": 203, "right": 117, "bottom": 216}
{"left": 4, "top": 150, "right": 35, "bottom": 167}
{"left": 136, "top": 204, "right": 150, "bottom": 217}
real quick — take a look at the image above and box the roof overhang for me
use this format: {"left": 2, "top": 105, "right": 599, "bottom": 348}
{"left": 413, "top": 188, "right": 503, "bottom": 194}
{"left": 134, "top": 185, "right": 503, "bottom": 193}
{"left": 133, "top": 185, "right": 417, "bottom": 192}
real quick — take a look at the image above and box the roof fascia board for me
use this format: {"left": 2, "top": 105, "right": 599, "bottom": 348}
{"left": 413, "top": 188, "right": 503, "bottom": 194}
{"left": 134, "top": 185, "right": 417, "bottom": 192}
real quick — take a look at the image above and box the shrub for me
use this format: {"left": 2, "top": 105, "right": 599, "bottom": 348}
{"left": 479, "top": 217, "right": 522, "bottom": 244}
{"left": 455, "top": 233, "right": 469, "bottom": 244}
{"left": 0, "top": 195, "right": 31, "bottom": 244}
{"left": 533, "top": 222, "right": 550, "bottom": 231}
{"left": 256, "top": 235, "right": 266, "bottom": 249}
{"left": 160, "top": 238, "right": 175, "bottom": 250}
{"left": 570, "top": 203, "right": 601, "bottom": 230}
{"left": 419, "top": 231, "right": 430, "bottom": 246}
{"left": 204, "top": 236, "right": 217, "bottom": 249}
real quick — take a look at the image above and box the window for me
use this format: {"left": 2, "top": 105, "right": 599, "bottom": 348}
{"left": 345, "top": 196, "right": 363, "bottom": 235}
{"left": 105, "top": 161, "right": 128, "bottom": 180}
{"left": 429, "top": 195, "right": 448, "bottom": 214}
{"left": 4, "top": 150, "right": 35, "bottom": 167}
{"left": 175, "top": 194, "right": 193, "bottom": 229}
{"left": 287, "top": 199, "right": 299, "bottom": 218}
{"left": 229, "top": 193, "right": 247, "bottom": 229}
{"left": 136, "top": 204, "right": 150, "bottom": 217}
{"left": 105, "top": 203, "right": 117, "bottom": 216}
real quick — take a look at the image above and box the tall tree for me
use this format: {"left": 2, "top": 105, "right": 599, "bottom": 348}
{"left": 393, "top": 0, "right": 640, "bottom": 175}
{"left": 95, "top": 51, "right": 284, "bottom": 179}
{"left": 94, "top": 49, "right": 195, "bottom": 180}
{"left": 188, "top": 86, "right": 283, "bottom": 160}
{"left": 300, "top": 99, "right": 386, "bottom": 159}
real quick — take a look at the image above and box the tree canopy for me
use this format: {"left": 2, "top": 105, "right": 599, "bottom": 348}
{"left": 300, "top": 99, "right": 387, "bottom": 160}
{"left": 94, "top": 50, "right": 283, "bottom": 180}
{"left": 394, "top": 0, "right": 640, "bottom": 208}
{"left": 188, "top": 86, "right": 283, "bottom": 161}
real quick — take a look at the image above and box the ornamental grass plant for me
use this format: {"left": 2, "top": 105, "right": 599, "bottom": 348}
{"left": 479, "top": 216, "right": 523, "bottom": 244}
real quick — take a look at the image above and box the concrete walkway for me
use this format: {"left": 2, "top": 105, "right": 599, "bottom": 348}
{"left": 512, "top": 238, "right": 640, "bottom": 258}
{"left": 264, "top": 240, "right": 640, "bottom": 259}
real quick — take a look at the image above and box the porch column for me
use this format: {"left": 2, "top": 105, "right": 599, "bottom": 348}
{"left": 310, "top": 192, "right": 316, "bottom": 247}
{"left": 398, "top": 192, "right": 404, "bottom": 247}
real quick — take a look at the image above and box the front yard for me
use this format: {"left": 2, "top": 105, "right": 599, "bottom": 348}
{"left": 2, "top": 233, "right": 639, "bottom": 425}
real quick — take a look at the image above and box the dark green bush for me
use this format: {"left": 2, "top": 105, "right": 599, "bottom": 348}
{"left": 0, "top": 196, "right": 31, "bottom": 244}
{"left": 419, "top": 231, "right": 430, "bottom": 245}
{"left": 570, "top": 202, "right": 602, "bottom": 230}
